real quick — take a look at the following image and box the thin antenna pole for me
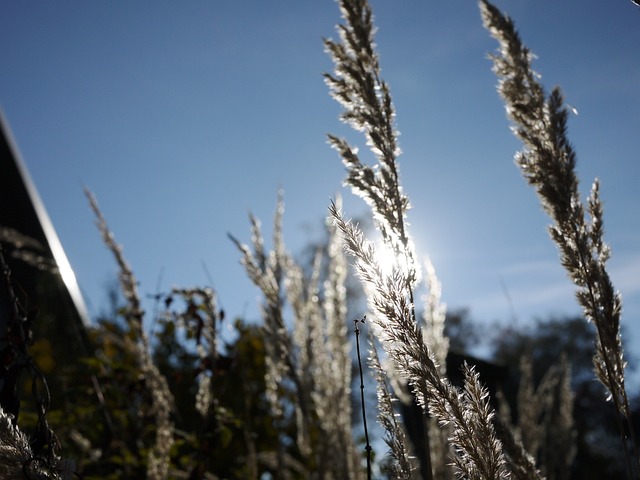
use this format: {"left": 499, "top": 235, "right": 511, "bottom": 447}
{"left": 354, "top": 316, "right": 372, "bottom": 480}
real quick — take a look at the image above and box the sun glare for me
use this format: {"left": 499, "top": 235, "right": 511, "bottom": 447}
{"left": 375, "top": 242, "right": 400, "bottom": 277}
{"left": 374, "top": 238, "right": 421, "bottom": 284}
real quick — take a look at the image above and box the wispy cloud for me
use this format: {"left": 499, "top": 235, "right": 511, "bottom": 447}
{"left": 467, "top": 276, "right": 576, "bottom": 323}
{"left": 460, "top": 251, "right": 640, "bottom": 330}
{"left": 498, "top": 258, "right": 564, "bottom": 277}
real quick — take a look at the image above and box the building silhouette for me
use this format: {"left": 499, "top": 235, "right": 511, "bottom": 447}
{"left": 0, "top": 108, "right": 91, "bottom": 418}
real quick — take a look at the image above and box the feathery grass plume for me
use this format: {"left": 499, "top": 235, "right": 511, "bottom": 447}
{"left": 421, "top": 259, "right": 448, "bottom": 379}
{"left": 0, "top": 406, "right": 38, "bottom": 479}
{"left": 324, "top": 0, "right": 418, "bottom": 294}
{"left": 228, "top": 203, "right": 294, "bottom": 434}
{"left": 231, "top": 194, "right": 361, "bottom": 479}
{"left": 228, "top": 194, "right": 314, "bottom": 457}
{"left": 420, "top": 259, "right": 452, "bottom": 480}
{"left": 368, "top": 337, "right": 418, "bottom": 480}
{"left": 479, "top": 0, "right": 637, "bottom": 472}
{"left": 229, "top": 194, "right": 298, "bottom": 472}
{"left": 322, "top": 195, "right": 352, "bottom": 405}
{"left": 526, "top": 355, "right": 574, "bottom": 480}
{"left": 323, "top": 197, "right": 350, "bottom": 367}
{"left": 285, "top": 246, "right": 322, "bottom": 458}
{"left": 325, "top": 0, "right": 513, "bottom": 477}
{"left": 293, "top": 225, "right": 361, "bottom": 479}
{"left": 317, "top": 200, "right": 361, "bottom": 478}
{"left": 492, "top": 412, "right": 543, "bottom": 480}
{"left": 506, "top": 352, "right": 576, "bottom": 480}
{"left": 540, "top": 354, "right": 575, "bottom": 480}
{"left": 452, "top": 364, "right": 510, "bottom": 480}
{"left": 330, "top": 204, "right": 511, "bottom": 479}
{"left": 517, "top": 353, "right": 543, "bottom": 458}
{"left": 493, "top": 388, "right": 544, "bottom": 480}
{"left": 85, "top": 189, "right": 174, "bottom": 480}
{"left": 517, "top": 354, "right": 574, "bottom": 476}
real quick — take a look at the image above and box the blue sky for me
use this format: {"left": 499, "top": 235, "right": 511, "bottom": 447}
{"left": 1, "top": 1, "right": 639, "bottom": 363}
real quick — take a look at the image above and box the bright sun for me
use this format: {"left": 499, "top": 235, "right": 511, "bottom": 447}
{"left": 375, "top": 242, "right": 399, "bottom": 277}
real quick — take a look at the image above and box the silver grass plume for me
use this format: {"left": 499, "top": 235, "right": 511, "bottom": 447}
{"left": 323, "top": 196, "right": 353, "bottom": 426}
{"left": 330, "top": 205, "right": 510, "bottom": 480}
{"left": 550, "top": 355, "right": 576, "bottom": 479}
{"left": 229, "top": 195, "right": 291, "bottom": 421}
{"left": 493, "top": 388, "right": 544, "bottom": 480}
{"left": 285, "top": 247, "right": 322, "bottom": 458}
{"left": 519, "top": 355, "right": 575, "bottom": 480}
{"left": 492, "top": 415, "right": 544, "bottom": 480}
{"left": 480, "top": 0, "right": 628, "bottom": 416}
{"left": 421, "top": 259, "right": 448, "bottom": 379}
{"left": 421, "top": 259, "right": 452, "bottom": 480}
{"left": 324, "top": 0, "right": 418, "bottom": 293}
{"left": 288, "top": 217, "right": 360, "bottom": 478}
{"left": 516, "top": 353, "right": 573, "bottom": 462}
{"left": 539, "top": 355, "right": 575, "bottom": 480}
{"left": 230, "top": 201, "right": 313, "bottom": 476}
{"left": 452, "top": 365, "right": 510, "bottom": 480}
{"left": 325, "top": 0, "right": 513, "bottom": 477}
{"left": 503, "top": 352, "right": 576, "bottom": 480}
{"left": 517, "top": 354, "right": 542, "bottom": 458}
{"left": 228, "top": 194, "right": 311, "bottom": 463}
{"left": 319, "top": 199, "right": 361, "bottom": 478}
{"left": 0, "top": 406, "right": 46, "bottom": 479}
{"left": 86, "top": 189, "right": 174, "bottom": 480}
{"left": 231, "top": 195, "right": 361, "bottom": 478}
{"left": 480, "top": 2, "right": 638, "bottom": 473}
{"left": 368, "top": 339, "right": 419, "bottom": 479}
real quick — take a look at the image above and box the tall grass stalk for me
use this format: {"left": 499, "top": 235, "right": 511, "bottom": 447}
{"left": 325, "top": 0, "right": 512, "bottom": 477}
{"left": 85, "top": 189, "right": 174, "bottom": 480}
{"left": 513, "top": 353, "right": 575, "bottom": 479}
{"left": 230, "top": 194, "right": 361, "bottom": 479}
{"left": 420, "top": 260, "right": 451, "bottom": 480}
{"left": 480, "top": 1, "right": 639, "bottom": 475}
{"left": 367, "top": 334, "right": 418, "bottom": 479}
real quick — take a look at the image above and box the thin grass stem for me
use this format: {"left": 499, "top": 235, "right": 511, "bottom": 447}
{"left": 354, "top": 316, "right": 372, "bottom": 480}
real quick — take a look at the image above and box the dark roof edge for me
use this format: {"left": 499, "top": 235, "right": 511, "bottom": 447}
{"left": 0, "top": 107, "right": 90, "bottom": 326}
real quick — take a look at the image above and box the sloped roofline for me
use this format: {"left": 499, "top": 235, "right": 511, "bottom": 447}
{"left": 0, "top": 107, "right": 90, "bottom": 326}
